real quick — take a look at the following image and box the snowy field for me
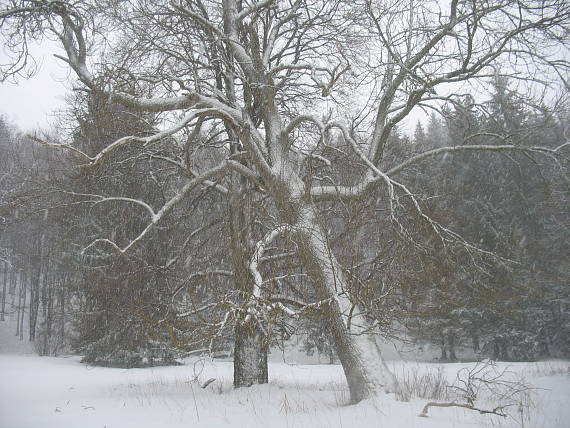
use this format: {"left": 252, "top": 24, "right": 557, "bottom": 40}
{"left": 1, "top": 352, "right": 569, "bottom": 428}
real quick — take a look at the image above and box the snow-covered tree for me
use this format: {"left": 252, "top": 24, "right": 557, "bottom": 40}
{"left": 2, "top": 0, "right": 569, "bottom": 403}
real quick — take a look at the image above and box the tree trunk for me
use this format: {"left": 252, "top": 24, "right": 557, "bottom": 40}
{"left": 259, "top": 150, "right": 398, "bottom": 402}
{"left": 472, "top": 332, "right": 479, "bottom": 353}
{"left": 43, "top": 270, "right": 54, "bottom": 356}
{"left": 19, "top": 270, "right": 26, "bottom": 341}
{"left": 448, "top": 331, "right": 457, "bottom": 361}
{"left": 56, "top": 275, "right": 66, "bottom": 355}
{"left": 15, "top": 271, "right": 22, "bottom": 337}
{"left": 29, "top": 258, "right": 41, "bottom": 342}
{"left": 233, "top": 315, "right": 268, "bottom": 387}
{"left": 1, "top": 262, "right": 7, "bottom": 321}
{"left": 440, "top": 332, "right": 447, "bottom": 360}
{"left": 293, "top": 203, "right": 398, "bottom": 403}
{"left": 228, "top": 162, "right": 268, "bottom": 388}
{"left": 9, "top": 268, "right": 16, "bottom": 297}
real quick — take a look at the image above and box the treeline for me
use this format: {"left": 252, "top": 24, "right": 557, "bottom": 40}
{"left": 0, "top": 77, "right": 569, "bottom": 365}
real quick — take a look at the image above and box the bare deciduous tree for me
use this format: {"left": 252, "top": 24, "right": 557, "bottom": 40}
{"left": 1, "top": 0, "right": 569, "bottom": 403}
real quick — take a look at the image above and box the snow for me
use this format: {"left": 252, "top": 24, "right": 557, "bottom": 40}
{"left": 1, "top": 352, "right": 568, "bottom": 428}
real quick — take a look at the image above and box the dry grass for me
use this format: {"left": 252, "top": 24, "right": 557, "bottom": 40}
{"left": 394, "top": 365, "right": 450, "bottom": 401}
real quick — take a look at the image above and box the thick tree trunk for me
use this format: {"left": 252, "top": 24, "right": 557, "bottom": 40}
{"left": 228, "top": 164, "right": 268, "bottom": 388}
{"left": 258, "top": 150, "right": 398, "bottom": 402}
{"left": 233, "top": 316, "right": 268, "bottom": 387}
{"left": 294, "top": 203, "right": 398, "bottom": 403}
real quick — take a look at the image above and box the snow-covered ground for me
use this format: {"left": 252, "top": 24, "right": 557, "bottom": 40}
{"left": 1, "top": 352, "right": 568, "bottom": 428}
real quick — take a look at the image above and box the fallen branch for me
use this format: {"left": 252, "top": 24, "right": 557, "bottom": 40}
{"left": 200, "top": 378, "right": 216, "bottom": 389}
{"left": 419, "top": 401, "right": 507, "bottom": 418}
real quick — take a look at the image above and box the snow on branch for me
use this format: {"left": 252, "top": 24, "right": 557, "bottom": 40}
{"left": 249, "top": 225, "right": 294, "bottom": 300}
{"left": 271, "top": 62, "right": 350, "bottom": 97}
{"left": 311, "top": 141, "right": 570, "bottom": 201}
{"left": 309, "top": 122, "right": 513, "bottom": 260}
{"left": 30, "top": 109, "right": 222, "bottom": 168}
{"left": 13, "top": 1, "right": 243, "bottom": 123}
{"left": 63, "top": 191, "right": 157, "bottom": 220}
{"left": 81, "top": 160, "right": 242, "bottom": 255}
{"left": 419, "top": 401, "right": 507, "bottom": 418}
{"left": 268, "top": 296, "right": 335, "bottom": 318}
{"left": 245, "top": 225, "right": 295, "bottom": 323}
{"left": 387, "top": 143, "right": 570, "bottom": 177}
{"left": 235, "top": 0, "right": 276, "bottom": 21}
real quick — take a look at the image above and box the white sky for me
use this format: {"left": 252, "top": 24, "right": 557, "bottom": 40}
{"left": 0, "top": 40, "right": 428, "bottom": 136}
{"left": 0, "top": 41, "right": 72, "bottom": 132}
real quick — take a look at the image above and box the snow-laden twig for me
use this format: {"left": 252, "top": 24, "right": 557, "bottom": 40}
{"left": 419, "top": 401, "right": 508, "bottom": 418}
{"left": 245, "top": 225, "right": 295, "bottom": 323}
{"left": 29, "top": 109, "right": 213, "bottom": 168}
{"left": 81, "top": 161, "right": 240, "bottom": 255}
{"left": 235, "top": 0, "right": 275, "bottom": 21}
{"left": 311, "top": 142, "right": 570, "bottom": 201}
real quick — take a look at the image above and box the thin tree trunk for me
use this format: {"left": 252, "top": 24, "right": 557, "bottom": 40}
{"left": 39, "top": 266, "right": 49, "bottom": 355}
{"left": 54, "top": 273, "right": 66, "bottom": 356}
{"left": 15, "top": 271, "right": 22, "bottom": 337}
{"left": 9, "top": 268, "right": 17, "bottom": 307}
{"left": 1, "top": 261, "right": 7, "bottom": 321}
{"left": 44, "top": 269, "right": 54, "bottom": 356}
{"left": 19, "top": 270, "right": 26, "bottom": 341}
{"left": 29, "top": 257, "right": 42, "bottom": 342}
{"left": 472, "top": 332, "right": 479, "bottom": 353}
{"left": 448, "top": 331, "right": 457, "bottom": 361}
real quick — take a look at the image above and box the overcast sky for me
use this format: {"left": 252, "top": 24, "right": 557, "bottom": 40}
{"left": 0, "top": 41, "right": 71, "bottom": 132}
{"left": 0, "top": 41, "right": 428, "bottom": 136}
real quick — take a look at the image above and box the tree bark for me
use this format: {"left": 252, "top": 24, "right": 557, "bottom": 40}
{"left": 448, "top": 330, "right": 457, "bottom": 361}
{"left": 260, "top": 148, "right": 398, "bottom": 402}
{"left": 29, "top": 257, "right": 41, "bottom": 342}
{"left": 15, "top": 271, "right": 22, "bottom": 337}
{"left": 228, "top": 161, "right": 268, "bottom": 387}
{"left": 293, "top": 202, "right": 398, "bottom": 402}
{"left": 56, "top": 274, "right": 66, "bottom": 355}
{"left": 233, "top": 315, "right": 268, "bottom": 387}
{"left": 19, "top": 270, "right": 26, "bottom": 341}
{"left": 1, "top": 262, "right": 7, "bottom": 321}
